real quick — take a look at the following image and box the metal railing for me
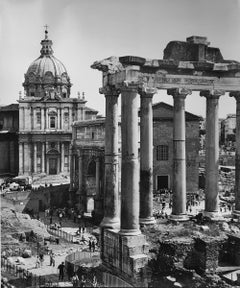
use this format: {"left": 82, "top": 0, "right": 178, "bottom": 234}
{"left": 46, "top": 225, "right": 74, "bottom": 243}
{"left": 1, "top": 257, "right": 57, "bottom": 287}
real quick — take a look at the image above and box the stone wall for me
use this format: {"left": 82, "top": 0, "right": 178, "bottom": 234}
{"left": 153, "top": 120, "right": 199, "bottom": 193}
{"left": 150, "top": 235, "right": 226, "bottom": 275}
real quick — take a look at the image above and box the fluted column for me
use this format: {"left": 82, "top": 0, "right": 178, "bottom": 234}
{"left": 120, "top": 83, "right": 141, "bottom": 235}
{"left": 33, "top": 143, "right": 37, "bottom": 173}
{"left": 100, "top": 86, "right": 120, "bottom": 229}
{"left": 139, "top": 87, "right": 156, "bottom": 225}
{"left": 230, "top": 92, "right": 240, "bottom": 216}
{"left": 41, "top": 142, "right": 45, "bottom": 173}
{"left": 200, "top": 90, "right": 225, "bottom": 217}
{"left": 167, "top": 88, "right": 191, "bottom": 220}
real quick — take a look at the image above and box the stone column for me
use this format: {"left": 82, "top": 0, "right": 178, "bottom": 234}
{"left": 42, "top": 142, "right": 45, "bottom": 173}
{"left": 120, "top": 83, "right": 141, "bottom": 235}
{"left": 61, "top": 142, "right": 65, "bottom": 172}
{"left": 139, "top": 87, "right": 156, "bottom": 225}
{"left": 41, "top": 108, "right": 45, "bottom": 130}
{"left": 69, "top": 146, "right": 74, "bottom": 191}
{"left": 34, "top": 143, "right": 37, "bottom": 173}
{"left": 77, "top": 152, "right": 83, "bottom": 194}
{"left": 96, "top": 156, "right": 100, "bottom": 197}
{"left": 168, "top": 88, "right": 191, "bottom": 220}
{"left": 69, "top": 108, "right": 73, "bottom": 130}
{"left": 99, "top": 86, "right": 120, "bottom": 229}
{"left": 200, "top": 90, "right": 225, "bottom": 218}
{"left": 230, "top": 92, "right": 240, "bottom": 216}
{"left": 19, "top": 143, "right": 23, "bottom": 175}
{"left": 57, "top": 108, "right": 61, "bottom": 130}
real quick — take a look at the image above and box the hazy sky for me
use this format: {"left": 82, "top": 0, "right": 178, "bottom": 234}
{"left": 0, "top": 0, "right": 240, "bottom": 118}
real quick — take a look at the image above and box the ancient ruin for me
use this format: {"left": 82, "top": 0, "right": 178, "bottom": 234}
{"left": 91, "top": 36, "right": 240, "bottom": 282}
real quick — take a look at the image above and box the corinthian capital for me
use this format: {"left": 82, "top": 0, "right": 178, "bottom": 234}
{"left": 167, "top": 88, "right": 192, "bottom": 98}
{"left": 99, "top": 85, "right": 121, "bottom": 96}
{"left": 200, "top": 89, "right": 225, "bottom": 99}
{"left": 138, "top": 86, "right": 157, "bottom": 98}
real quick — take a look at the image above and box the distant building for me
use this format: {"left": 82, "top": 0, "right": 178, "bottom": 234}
{"left": 222, "top": 114, "right": 236, "bottom": 143}
{"left": 0, "top": 104, "right": 19, "bottom": 176}
{"left": 70, "top": 102, "right": 201, "bottom": 218}
{"left": 18, "top": 29, "right": 98, "bottom": 176}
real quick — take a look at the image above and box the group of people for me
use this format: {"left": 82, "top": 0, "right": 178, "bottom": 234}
{"left": 57, "top": 262, "right": 98, "bottom": 287}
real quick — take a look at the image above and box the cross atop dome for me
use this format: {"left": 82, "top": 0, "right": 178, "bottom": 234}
{"left": 40, "top": 25, "right": 53, "bottom": 56}
{"left": 44, "top": 24, "right": 49, "bottom": 40}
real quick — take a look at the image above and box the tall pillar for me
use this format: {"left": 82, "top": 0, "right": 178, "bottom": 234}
{"left": 34, "top": 143, "right": 37, "bottom": 173}
{"left": 19, "top": 143, "right": 23, "bottom": 175}
{"left": 96, "top": 156, "right": 100, "bottom": 196}
{"left": 57, "top": 108, "right": 61, "bottom": 130}
{"left": 99, "top": 86, "right": 120, "bottom": 229}
{"left": 41, "top": 142, "right": 45, "bottom": 173}
{"left": 230, "top": 92, "right": 240, "bottom": 216}
{"left": 139, "top": 87, "right": 156, "bottom": 225}
{"left": 69, "top": 146, "right": 74, "bottom": 191}
{"left": 120, "top": 84, "right": 141, "bottom": 235}
{"left": 69, "top": 108, "right": 73, "bottom": 130}
{"left": 46, "top": 108, "right": 49, "bottom": 129}
{"left": 168, "top": 88, "right": 191, "bottom": 220}
{"left": 61, "top": 142, "right": 65, "bottom": 172}
{"left": 41, "top": 108, "right": 45, "bottom": 130}
{"left": 77, "top": 152, "right": 83, "bottom": 194}
{"left": 200, "top": 90, "right": 225, "bottom": 218}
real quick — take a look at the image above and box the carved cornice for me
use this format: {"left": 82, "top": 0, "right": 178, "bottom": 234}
{"left": 200, "top": 89, "right": 225, "bottom": 99}
{"left": 91, "top": 56, "right": 123, "bottom": 74}
{"left": 167, "top": 88, "right": 192, "bottom": 98}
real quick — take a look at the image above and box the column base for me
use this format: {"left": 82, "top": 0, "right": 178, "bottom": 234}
{"left": 139, "top": 217, "right": 156, "bottom": 226}
{"left": 170, "top": 214, "right": 189, "bottom": 222}
{"left": 102, "top": 229, "right": 149, "bottom": 286}
{"left": 119, "top": 228, "right": 142, "bottom": 236}
{"left": 100, "top": 216, "right": 120, "bottom": 230}
{"left": 203, "top": 211, "right": 225, "bottom": 221}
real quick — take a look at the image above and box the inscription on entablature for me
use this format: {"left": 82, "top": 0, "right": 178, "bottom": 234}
{"left": 154, "top": 75, "right": 214, "bottom": 86}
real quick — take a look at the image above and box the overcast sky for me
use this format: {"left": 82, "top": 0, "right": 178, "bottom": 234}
{"left": 0, "top": 0, "right": 240, "bottom": 118}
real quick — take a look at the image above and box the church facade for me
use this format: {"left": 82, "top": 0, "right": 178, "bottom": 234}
{"left": 18, "top": 29, "right": 98, "bottom": 176}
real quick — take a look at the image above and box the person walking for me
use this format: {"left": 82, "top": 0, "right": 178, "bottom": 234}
{"left": 58, "top": 262, "right": 65, "bottom": 281}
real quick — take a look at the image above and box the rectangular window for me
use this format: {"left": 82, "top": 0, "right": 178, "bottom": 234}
{"left": 50, "top": 116, "right": 56, "bottom": 128}
{"left": 156, "top": 145, "right": 169, "bottom": 161}
{"left": 36, "top": 112, "right": 41, "bottom": 124}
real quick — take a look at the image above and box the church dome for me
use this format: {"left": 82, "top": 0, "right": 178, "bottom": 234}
{"left": 23, "top": 28, "right": 72, "bottom": 99}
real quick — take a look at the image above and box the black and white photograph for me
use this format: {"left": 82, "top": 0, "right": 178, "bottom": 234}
{"left": 1, "top": 0, "right": 240, "bottom": 287}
